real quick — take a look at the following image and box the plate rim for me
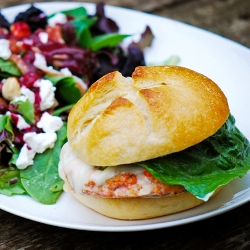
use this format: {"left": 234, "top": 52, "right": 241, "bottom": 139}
{"left": 1, "top": 1, "right": 250, "bottom": 232}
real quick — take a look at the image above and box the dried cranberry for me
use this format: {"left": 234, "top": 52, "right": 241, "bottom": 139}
{"left": 8, "top": 103, "right": 19, "bottom": 113}
{"left": 13, "top": 129, "right": 24, "bottom": 145}
{"left": 24, "top": 124, "right": 42, "bottom": 133}
{"left": 9, "top": 113, "right": 19, "bottom": 127}
{"left": 19, "top": 72, "right": 39, "bottom": 88}
{"left": 23, "top": 50, "right": 35, "bottom": 64}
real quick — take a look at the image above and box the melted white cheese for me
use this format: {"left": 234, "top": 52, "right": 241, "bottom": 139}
{"left": 59, "top": 142, "right": 152, "bottom": 196}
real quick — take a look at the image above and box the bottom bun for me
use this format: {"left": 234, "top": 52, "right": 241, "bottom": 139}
{"left": 70, "top": 187, "right": 222, "bottom": 220}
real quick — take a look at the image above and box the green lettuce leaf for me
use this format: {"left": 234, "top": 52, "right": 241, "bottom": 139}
{"left": 45, "top": 75, "right": 82, "bottom": 104}
{"left": 139, "top": 114, "right": 250, "bottom": 200}
{"left": 90, "top": 33, "right": 130, "bottom": 52}
{"left": 20, "top": 123, "right": 67, "bottom": 204}
{"left": 53, "top": 104, "right": 75, "bottom": 117}
{"left": 0, "top": 115, "right": 25, "bottom": 195}
{"left": 61, "top": 6, "right": 88, "bottom": 19}
{"left": 0, "top": 58, "right": 22, "bottom": 78}
{"left": 10, "top": 99, "right": 35, "bottom": 124}
{"left": 0, "top": 115, "right": 16, "bottom": 168}
{"left": 0, "top": 115, "right": 14, "bottom": 137}
{"left": 0, "top": 169, "right": 26, "bottom": 196}
{"left": 71, "top": 17, "right": 97, "bottom": 48}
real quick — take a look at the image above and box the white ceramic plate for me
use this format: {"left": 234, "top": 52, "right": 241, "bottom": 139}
{"left": 1, "top": 2, "right": 250, "bottom": 232}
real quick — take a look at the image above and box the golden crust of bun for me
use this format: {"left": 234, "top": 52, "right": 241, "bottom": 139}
{"left": 69, "top": 185, "right": 221, "bottom": 220}
{"left": 68, "top": 66, "right": 229, "bottom": 166}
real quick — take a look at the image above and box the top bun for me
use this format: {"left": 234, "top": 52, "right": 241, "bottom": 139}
{"left": 68, "top": 66, "right": 229, "bottom": 166}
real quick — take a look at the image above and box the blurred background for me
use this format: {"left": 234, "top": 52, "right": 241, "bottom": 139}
{"left": 1, "top": 0, "right": 250, "bottom": 48}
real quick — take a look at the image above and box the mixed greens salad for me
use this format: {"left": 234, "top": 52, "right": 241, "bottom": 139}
{"left": 0, "top": 3, "right": 153, "bottom": 204}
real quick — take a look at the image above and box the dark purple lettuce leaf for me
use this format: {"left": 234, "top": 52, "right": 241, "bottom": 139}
{"left": 38, "top": 41, "right": 97, "bottom": 82}
{"left": 61, "top": 22, "right": 79, "bottom": 46}
{"left": 14, "top": 5, "right": 47, "bottom": 32}
{"left": 60, "top": 3, "right": 150, "bottom": 83}
{"left": 92, "top": 47, "right": 126, "bottom": 82}
{"left": 120, "top": 45, "right": 145, "bottom": 76}
{"left": 90, "top": 3, "right": 119, "bottom": 36}
{"left": 0, "top": 130, "right": 14, "bottom": 168}
{"left": 130, "top": 25, "right": 154, "bottom": 50}
{"left": 92, "top": 45, "right": 145, "bottom": 82}
{"left": 89, "top": 4, "right": 152, "bottom": 81}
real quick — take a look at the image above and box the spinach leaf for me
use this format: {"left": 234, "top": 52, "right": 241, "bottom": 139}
{"left": 0, "top": 169, "right": 26, "bottom": 196}
{"left": 71, "top": 17, "right": 97, "bottom": 48}
{"left": 45, "top": 75, "right": 82, "bottom": 104}
{"left": 139, "top": 114, "right": 250, "bottom": 200}
{"left": 11, "top": 99, "right": 35, "bottom": 124}
{"left": 53, "top": 104, "right": 74, "bottom": 117}
{"left": 0, "top": 115, "right": 14, "bottom": 137}
{"left": 0, "top": 116, "right": 26, "bottom": 195}
{"left": 90, "top": 33, "right": 130, "bottom": 52}
{"left": 20, "top": 123, "right": 67, "bottom": 204}
{"left": 61, "top": 6, "right": 88, "bottom": 19}
{"left": 0, "top": 58, "right": 22, "bottom": 78}
{"left": 9, "top": 146, "right": 20, "bottom": 166}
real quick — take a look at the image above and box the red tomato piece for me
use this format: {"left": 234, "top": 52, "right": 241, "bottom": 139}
{"left": 10, "top": 22, "right": 31, "bottom": 39}
{"left": 46, "top": 25, "right": 65, "bottom": 44}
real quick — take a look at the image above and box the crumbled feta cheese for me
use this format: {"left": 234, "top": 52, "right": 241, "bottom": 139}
{"left": 13, "top": 86, "right": 35, "bottom": 105}
{"left": 16, "top": 114, "right": 31, "bottom": 130}
{"left": 37, "top": 112, "right": 63, "bottom": 133}
{"left": 20, "top": 86, "right": 35, "bottom": 104}
{"left": 24, "top": 132, "right": 57, "bottom": 153}
{"left": 6, "top": 111, "right": 30, "bottom": 130}
{"left": 33, "top": 54, "right": 87, "bottom": 92}
{"left": 48, "top": 12, "right": 67, "bottom": 26}
{"left": 60, "top": 68, "right": 72, "bottom": 76}
{"left": 33, "top": 53, "right": 71, "bottom": 76}
{"left": 13, "top": 95, "right": 27, "bottom": 103}
{"left": 0, "top": 39, "right": 11, "bottom": 60}
{"left": 34, "top": 79, "right": 56, "bottom": 111}
{"left": 15, "top": 144, "right": 36, "bottom": 169}
{"left": 33, "top": 53, "right": 47, "bottom": 69}
{"left": 38, "top": 32, "right": 48, "bottom": 44}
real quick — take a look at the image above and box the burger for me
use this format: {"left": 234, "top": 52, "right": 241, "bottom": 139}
{"left": 59, "top": 66, "right": 250, "bottom": 220}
